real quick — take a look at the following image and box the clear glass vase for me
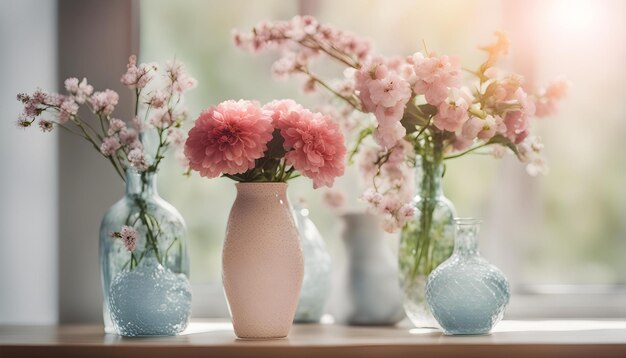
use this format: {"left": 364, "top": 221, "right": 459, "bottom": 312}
{"left": 399, "top": 154, "right": 456, "bottom": 328}
{"left": 425, "top": 219, "right": 510, "bottom": 335}
{"left": 292, "top": 203, "right": 332, "bottom": 323}
{"left": 99, "top": 169, "right": 191, "bottom": 336}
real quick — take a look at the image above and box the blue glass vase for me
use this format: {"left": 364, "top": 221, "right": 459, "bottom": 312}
{"left": 292, "top": 203, "right": 332, "bottom": 323}
{"left": 100, "top": 169, "right": 191, "bottom": 336}
{"left": 425, "top": 218, "right": 510, "bottom": 335}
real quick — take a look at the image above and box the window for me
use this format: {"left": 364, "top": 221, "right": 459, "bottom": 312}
{"left": 141, "top": 0, "right": 626, "bottom": 317}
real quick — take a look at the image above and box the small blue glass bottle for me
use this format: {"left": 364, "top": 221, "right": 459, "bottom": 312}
{"left": 425, "top": 218, "right": 510, "bottom": 335}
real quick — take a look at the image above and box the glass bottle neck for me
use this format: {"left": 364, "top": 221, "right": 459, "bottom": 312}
{"left": 453, "top": 222, "right": 480, "bottom": 256}
{"left": 415, "top": 155, "right": 444, "bottom": 199}
{"left": 125, "top": 169, "right": 157, "bottom": 197}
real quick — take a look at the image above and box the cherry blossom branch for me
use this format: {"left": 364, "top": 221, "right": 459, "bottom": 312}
{"left": 296, "top": 66, "right": 362, "bottom": 111}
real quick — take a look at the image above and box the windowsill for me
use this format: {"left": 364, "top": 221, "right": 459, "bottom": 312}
{"left": 1, "top": 319, "right": 626, "bottom": 357}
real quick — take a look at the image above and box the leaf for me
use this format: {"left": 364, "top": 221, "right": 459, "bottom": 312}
{"left": 417, "top": 103, "right": 438, "bottom": 117}
{"left": 264, "top": 129, "right": 286, "bottom": 158}
{"left": 488, "top": 134, "right": 519, "bottom": 157}
{"left": 401, "top": 102, "right": 432, "bottom": 134}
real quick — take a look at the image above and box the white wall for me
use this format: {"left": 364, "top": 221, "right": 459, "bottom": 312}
{"left": 0, "top": 0, "right": 58, "bottom": 324}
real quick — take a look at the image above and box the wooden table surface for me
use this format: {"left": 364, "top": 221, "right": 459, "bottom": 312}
{"left": 1, "top": 319, "right": 626, "bottom": 357}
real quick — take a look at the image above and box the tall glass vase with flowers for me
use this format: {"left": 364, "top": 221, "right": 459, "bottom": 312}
{"left": 15, "top": 55, "right": 197, "bottom": 336}
{"left": 184, "top": 99, "right": 346, "bottom": 339}
{"left": 234, "top": 17, "right": 567, "bottom": 327}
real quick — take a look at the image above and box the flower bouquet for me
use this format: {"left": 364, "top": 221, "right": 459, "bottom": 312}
{"left": 234, "top": 16, "right": 567, "bottom": 326}
{"left": 16, "top": 55, "right": 197, "bottom": 336}
{"left": 184, "top": 99, "right": 346, "bottom": 338}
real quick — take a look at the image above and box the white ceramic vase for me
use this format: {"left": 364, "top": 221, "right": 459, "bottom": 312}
{"left": 223, "top": 182, "right": 304, "bottom": 339}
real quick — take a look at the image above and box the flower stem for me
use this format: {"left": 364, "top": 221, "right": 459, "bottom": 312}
{"left": 444, "top": 142, "right": 490, "bottom": 160}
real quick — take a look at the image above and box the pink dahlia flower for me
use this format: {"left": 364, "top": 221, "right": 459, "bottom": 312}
{"left": 263, "top": 99, "right": 304, "bottom": 124}
{"left": 276, "top": 109, "right": 346, "bottom": 188}
{"left": 184, "top": 100, "right": 274, "bottom": 178}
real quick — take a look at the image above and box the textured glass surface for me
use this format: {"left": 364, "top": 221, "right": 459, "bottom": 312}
{"left": 425, "top": 219, "right": 510, "bottom": 335}
{"left": 109, "top": 257, "right": 192, "bottom": 336}
{"left": 399, "top": 156, "right": 456, "bottom": 328}
{"left": 292, "top": 204, "right": 332, "bottom": 323}
{"left": 100, "top": 170, "right": 190, "bottom": 336}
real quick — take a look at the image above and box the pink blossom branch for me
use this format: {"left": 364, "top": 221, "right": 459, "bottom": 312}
{"left": 296, "top": 66, "right": 362, "bottom": 111}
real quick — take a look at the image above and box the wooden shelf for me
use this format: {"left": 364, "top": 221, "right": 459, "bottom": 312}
{"left": 1, "top": 319, "right": 626, "bottom": 357}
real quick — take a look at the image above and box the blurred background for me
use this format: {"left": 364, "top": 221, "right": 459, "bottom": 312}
{"left": 1, "top": 0, "right": 625, "bottom": 324}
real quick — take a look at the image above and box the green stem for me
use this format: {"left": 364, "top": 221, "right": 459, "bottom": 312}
{"left": 347, "top": 127, "right": 373, "bottom": 164}
{"left": 444, "top": 142, "right": 490, "bottom": 160}
{"left": 75, "top": 120, "right": 125, "bottom": 180}
{"left": 410, "top": 133, "right": 444, "bottom": 279}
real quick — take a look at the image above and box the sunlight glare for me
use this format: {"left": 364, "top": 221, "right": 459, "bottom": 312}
{"left": 550, "top": 0, "right": 599, "bottom": 34}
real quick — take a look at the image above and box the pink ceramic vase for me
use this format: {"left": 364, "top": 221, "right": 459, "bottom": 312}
{"left": 223, "top": 182, "right": 304, "bottom": 339}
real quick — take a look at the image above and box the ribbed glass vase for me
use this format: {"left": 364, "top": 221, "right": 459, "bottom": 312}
{"left": 425, "top": 218, "right": 510, "bottom": 335}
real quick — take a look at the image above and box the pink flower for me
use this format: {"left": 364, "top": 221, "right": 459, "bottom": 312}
{"left": 451, "top": 135, "right": 473, "bottom": 151}
{"left": 397, "top": 203, "right": 415, "bottom": 223}
{"left": 89, "top": 89, "right": 119, "bottom": 115}
{"left": 381, "top": 215, "right": 401, "bottom": 233}
{"left": 412, "top": 52, "right": 462, "bottom": 106}
{"left": 373, "top": 121, "right": 406, "bottom": 148}
{"left": 433, "top": 88, "right": 470, "bottom": 132}
{"left": 263, "top": 99, "right": 304, "bottom": 124}
{"left": 39, "top": 120, "right": 53, "bottom": 132}
{"left": 461, "top": 116, "right": 483, "bottom": 141}
{"left": 362, "top": 188, "right": 384, "bottom": 209}
{"left": 167, "top": 128, "right": 186, "bottom": 147}
{"left": 118, "top": 225, "right": 138, "bottom": 252}
{"left": 119, "top": 128, "right": 142, "bottom": 149}
{"left": 517, "top": 136, "right": 548, "bottom": 176}
{"left": 58, "top": 98, "right": 78, "bottom": 123}
{"left": 64, "top": 77, "right": 93, "bottom": 104}
{"left": 127, "top": 148, "right": 148, "bottom": 171}
{"left": 502, "top": 88, "right": 534, "bottom": 143}
{"left": 271, "top": 52, "right": 297, "bottom": 79}
{"left": 166, "top": 61, "right": 197, "bottom": 94}
{"left": 535, "top": 78, "right": 569, "bottom": 117}
{"left": 478, "top": 115, "right": 498, "bottom": 140}
{"left": 147, "top": 90, "right": 167, "bottom": 109}
{"left": 184, "top": 100, "right": 274, "bottom": 178}
{"left": 276, "top": 109, "right": 346, "bottom": 188}
{"left": 107, "top": 118, "right": 126, "bottom": 135}
{"left": 461, "top": 115, "right": 497, "bottom": 141}
{"left": 373, "top": 102, "right": 406, "bottom": 126}
{"left": 367, "top": 71, "right": 411, "bottom": 110}
{"left": 544, "top": 78, "right": 569, "bottom": 101}
{"left": 234, "top": 15, "right": 371, "bottom": 61}
{"left": 150, "top": 108, "right": 175, "bottom": 128}
{"left": 175, "top": 149, "right": 189, "bottom": 168}
{"left": 355, "top": 60, "right": 411, "bottom": 126}
{"left": 120, "top": 55, "right": 157, "bottom": 89}
{"left": 323, "top": 189, "right": 346, "bottom": 209}
{"left": 380, "top": 195, "right": 401, "bottom": 214}
{"left": 16, "top": 116, "right": 31, "bottom": 129}
{"left": 132, "top": 116, "right": 148, "bottom": 132}
{"left": 100, "top": 137, "right": 121, "bottom": 156}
